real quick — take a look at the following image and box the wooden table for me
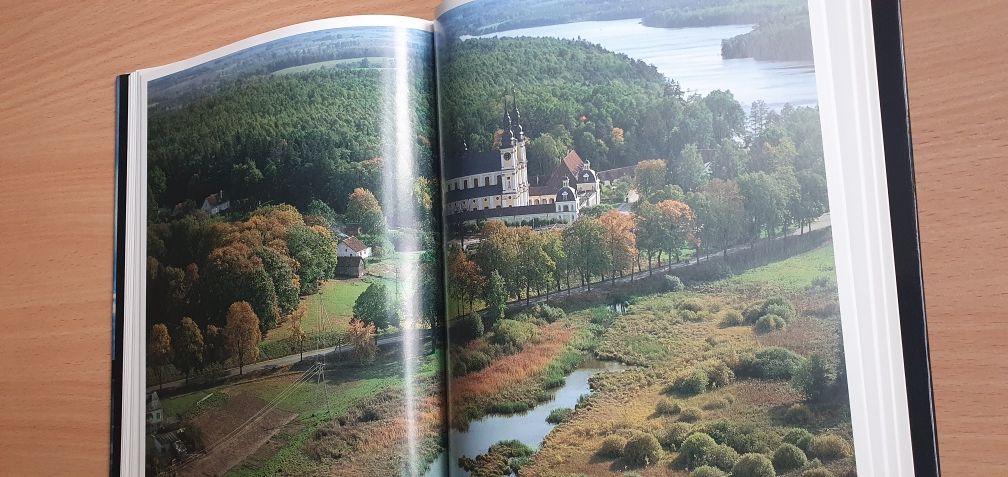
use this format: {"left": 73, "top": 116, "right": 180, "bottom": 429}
{"left": 0, "top": 0, "right": 1004, "bottom": 474}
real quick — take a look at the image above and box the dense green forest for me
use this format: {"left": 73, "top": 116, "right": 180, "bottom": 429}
{"left": 439, "top": 37, "right": 824, "bottom": 179}
{"left": 148, "top": 66, "right": 436, "bottom": 221}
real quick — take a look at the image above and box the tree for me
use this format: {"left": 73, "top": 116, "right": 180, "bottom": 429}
{"left": 562, "top": 217, "right": 607, "bottom": 291}
{"left": 541, "top": 229, "right": 567, "bottom": 296}
{"left": 526, "top": 132, "right": 565, "bottom": 177}
{"left": 287, "top": 224, "right": 339, "bottom": 295}
{"left": 148, "top": 323, "right": 173, "bottom": 390}
{"left": 225, "top": 301, "right": 261, "bottom": 375}
{"left": 635, "top": 159, "right": 668, "bottom": 200}
{"left": 473, "top": 220, "right": 518, "bottom": 297}
{"left": 353, "top": 281, "right": 398, "bottom": 331}
{"left": 712, "top": 138, "right": 746, "bottom": 180}
{"left": 484, "top": 270, "right": 508, "bottom": 328}
{"left": 346, "top": 187, "right": 386, "bottom": 238}
{"left": 694, "top": 179, "right": 745, "bottom": 256}
{"left": 655, "top": 200, "right": 696, "bottom": 264}
{"left": 447, "top": 244, "right": 485, "bottom": 316}
{"left": 288, "top": 302, "right": 308, "bottom": 362}
{"left": 792, "top": 353, "right": 836, "bottom": 403}
{"left": 204, "top": 324, "right": 228, "bottom": 364}
{"left": 676, "top": 143, "right": 708, "bottom": 192}
{"left": 516, "top": 227, "right": 554, "bottom": 304}
{"left": 795, "top": 170, "right": 828, "bottom": 233}
{"left": 346, "top": 318, "right": 378, "bottom": 363}
{"left": 635, "top": 201, "right": 664, "bottom": 273}
{"left": 598, "top": 210, "right": 637, "bottom": 283}
{"left": 174, "top": 317, "right": 204, "bottom": 385}
{"left": 737, "top": 172, "right": 787, "bottom": 243}
{"left": 704, "top": 90, "right": 746, "bottom": 143}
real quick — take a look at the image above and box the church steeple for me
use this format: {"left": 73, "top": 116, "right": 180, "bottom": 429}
{"left": 500, "top": 100, "right": 516, "bottom": 148}
{"left": 511, "top": 91, "right": 525, "bottom": 142}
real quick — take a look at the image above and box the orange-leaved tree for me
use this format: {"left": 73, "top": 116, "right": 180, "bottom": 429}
{"left": 148, "top": 323, "right": 173, "bottom": 390}
{"left": 225, "top": 301, "right": 261, "bottom": 375}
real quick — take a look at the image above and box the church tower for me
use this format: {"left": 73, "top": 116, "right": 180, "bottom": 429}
{"left": 499, "top": 97, "right": 529, "bottom": 207}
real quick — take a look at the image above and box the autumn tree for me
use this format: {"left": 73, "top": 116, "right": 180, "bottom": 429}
{"left": 148, "top": 323, "right": 173, "bottom": 390}
{"left": 655, "top": 200, "right": 696, "bottom": 264}
{"left": 288, "top": 302, "right": 308, "bottom": 362}
{"left": 473, "top": 220, "right": 519, "bottom": 297}
{"left": 225, "top": 301, "right": 261, "bottom": 375}
{"left": 448, "top": 244, "right": 485, "bottom": 316}
{"left": 484, "top": 270, "right": 508, "bottom": 328}
{"left": 516, "top": 227, "right": 554, "bottom": 305}
{"left": 353, "top": 281, "right": 398, "bottom": 331}
{"left": 174, "top": 317, "right": 204, "bottom": 385}
{"left": 634, "top": 159, "right": 668, "bottom": 200}
{"left": 346, "top": 187, "right": 386, "bottom": 238}
{"left": 204, "top": 324, "right": 228, "bottom": 364}
{"left": 598, "top": 210, "right": 637, "bottom": 283}
{"left": 346, "top": 318, "right": 378, "bottom": 363}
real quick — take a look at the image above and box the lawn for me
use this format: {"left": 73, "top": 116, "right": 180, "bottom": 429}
{"left": 262, "top": 276, "right": 392, "bottom": 347}
{"left": 721, "top": 244, "right": 836, "bottom": 291}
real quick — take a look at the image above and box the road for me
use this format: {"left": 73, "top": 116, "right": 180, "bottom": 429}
{"left": 507, "top": 213, "right": 832, "bottom": 311}
{"left": 149, "top": 329, "right": 429, "bottom": 393}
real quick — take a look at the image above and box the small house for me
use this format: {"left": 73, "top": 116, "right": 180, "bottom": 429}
{"left": 343, "top": 223, "right": 361, "bottom": 237}
{"left": 201, "top": 190, "right": 230, "bottom": 215}
{"left": 337, "top": 236, "right": 371, "bottom": 259}
{"left": 336, "top": 256, "right": 365, "bottom": 278}
{"left": 146, "top": 392, "right": 164, "bottom": 432}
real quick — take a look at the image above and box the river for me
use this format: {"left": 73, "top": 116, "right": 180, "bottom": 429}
{"left": 424, "top": 357, "right": 629, "bottom": 477}
{"left": 466, "top": 18, "right": 818, "bottom": 111}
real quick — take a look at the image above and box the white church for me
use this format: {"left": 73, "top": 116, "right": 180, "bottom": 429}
{"left": 444, "top": 102, "right": 602, "bottom": 226}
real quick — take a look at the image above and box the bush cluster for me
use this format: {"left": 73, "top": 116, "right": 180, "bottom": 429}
{"left": 531, "top": 303, "right": 566, "bottom": 323}
{"left": 809, "top": 434, "right": 853, "bottom": 460}
{"left": 691, "top": 465, "right": 728, "bottom": 477}
{"left": 705, "top": 443, "right": 740, "bottom": 471}
{"left": 546, "top": 407, "right": 573, "bottom": 424}
{"left": 783, "top": 428, "right": 814, "bottom": 452}
{"left": 598, "top": 434, "right": 627, "bottom": 458}
{"left": 680, "top": 407, "right": 703, "bottom": 423}
{"left": 755, "top": 314, "right": 786, "bottom": 333}
{"left": 697, "top": 420, "right": 779, "bottom": 455}
{"left": 801, "top": 467, "right": 835, "bottom": 477}
{"left": 731, "top": 453, "right": 777, "bottom": 477}
{"left": 761, "top": 296, "right": 797, "bottom": 322}
{"left": 623, "top": 431, "right": 664, "bottom": 467}
{"left": 679, "top": 432, "right": 717, "bottom": 468}
{"left": 454, "top": 312, "right": 485, "bottom": 342}
{"left": 785, "top": 403, "right": 813, "bottom": 426}
{"left": 490, "top": 319, "right": 539, "bottom": 351}
{"left": 670, "top": 368, "right": 710, "bottom": 395}
{"left": 656, "top": 397, "right": 682, "bottom": 415}
{"left": 720, "top": 309, "right": 744, "bottom": 327}
{"left": 736, "top": 347, "right": 806, "bottom": 380}
{"left": 665, "top": 274, "right": 685, "bottom": 292}
{"left": 660, "top": 422, "right": 693, "bottom": 449}
{"left": 772, "top": 443, "right": 808, "bottom": 472}
{"left": 703, "top": 397, "right": 730, "bottom": 410}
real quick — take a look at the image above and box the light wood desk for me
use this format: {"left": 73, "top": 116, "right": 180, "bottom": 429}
{"left": 0, "top": 0, "right": 1004, "bottom": 474}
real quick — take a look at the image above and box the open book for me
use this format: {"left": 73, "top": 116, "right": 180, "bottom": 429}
{"left": 112, "top": 1, "right": 939, "bottom": 476}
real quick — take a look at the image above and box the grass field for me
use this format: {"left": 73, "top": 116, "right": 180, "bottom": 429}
{"left": 460, "top": 243, "right": 857, "bottom": 477}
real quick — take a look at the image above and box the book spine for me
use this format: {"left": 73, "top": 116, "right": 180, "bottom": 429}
{"left": 109, "top": 73, "right": 130, "bottom": 477}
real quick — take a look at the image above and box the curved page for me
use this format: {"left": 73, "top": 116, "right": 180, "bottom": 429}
{"left": 125, "top": 16, "right": 447, "bottom": 476}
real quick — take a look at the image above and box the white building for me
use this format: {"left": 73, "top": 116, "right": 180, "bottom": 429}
{"left": 444, "top": 101, "right": 602, "bottom": 226}
{"left": 338, "top": 236, "right": 372, "bottom": 259}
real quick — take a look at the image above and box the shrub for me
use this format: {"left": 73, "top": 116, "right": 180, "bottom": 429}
{"left": 720, "top": 309, "right": 744, "bottom": 327}
{"left": 731, "top": 453, "right": 777, "bottom": 477}
{"left": 686, "top": 257, "right": 732, "bottom": 281}
{"left": 623, "top": 431, "right": 663, "bottom": 467}
{"left": 680, "top": 407, "right": 703, "bottom": 423}
{"left": 704, "top": 361, "right": 735, "bottom": 387}
{"left": 785, "top": 404, "right": 813, "bottom": 426}
{"left": 801, "top": 468, "right": 835, "bottom": 477}
{"left": 661, "top": 422, "right": 692, "bottom": 448}
{"left": 755, "top": 314, "right": 786, "bottom": 333}
{"left": 697, "top": 420, "right": 778, "bottom": 454}
{"left": 792, "top": 354, "right": 837, "bottom": 403}
{"left": 705, "top": 443, "right": 740, "bottom": 471}
{"left": 737, "top": 347, "right": 806, "bottom": 380}
{"left": 546, "top": 407, "right": 573, "bottom": 424}
{"left": 679, "top": 309, "right": 702, "bottom": 322}
{"left": 679, "top": 432, "right": 717, "bottom": 467}
{"left": 742, "top": 303, "right": 763, "bottom": 323}
{"left": 691, "top": 466, "right": 728, "bottom": 477}
{"left": 761, "top": 296, "right": 797, "bottom": 322}
{"left": 656, "top": 397, "right": 681, "bottom": 415}
{"left": 671, "top": 368, "right": 709, "bottom": 395}
{"left": 678, "top": 299, "right": 705, "bottom": 312}
{"left": 809, "top": 434, "right": 853, "bottom": 460}
{"left": 704, "top": 398, "right": 730, "bottom": 410}
{"left": 455, "top": 313, "right": 484, "bottom": 341}
{"left": 772, "top": 443, "right": 808, "bottom": 472}
{"left": 599, "top": 434, "right": 627, "bottom": 458}
{"left": 490, "top": 319, "right": 539, "bottom": 351}
{"left": 533, "top": 304, "right": 566, "bottom": 323}
{"left": 453, "top": 349, "right": 491, "bottom": 376}
{"left": 665, "top": 275, "right": 685, "bottom": 292}
{"left": 783, "top": 428, "right": 814, "bottom": 451}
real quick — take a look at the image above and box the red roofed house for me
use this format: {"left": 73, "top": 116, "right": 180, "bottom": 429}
{"left": 338, "top": 236, "right": 372, "bottom": 259}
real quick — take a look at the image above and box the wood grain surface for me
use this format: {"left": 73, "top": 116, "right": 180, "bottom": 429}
{"left": 0, "top": 0, "right": 1003, "bottom": 475}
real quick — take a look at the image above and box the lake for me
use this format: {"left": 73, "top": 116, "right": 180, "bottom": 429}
{"left": 467, "top": 18, "right": 818, "bottom": 111}
{"left": 424, "top": 357, "right": 628, "bottom": 477}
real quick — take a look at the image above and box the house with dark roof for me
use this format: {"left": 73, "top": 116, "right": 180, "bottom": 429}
{"left": 338, "top": 236, "right": 371, "bottom": 259}
{"left": 335, "top": 256, "right": 365, "bottom": 278}
{"left": 201, "top": 190, "right": 230, "bottom": 215}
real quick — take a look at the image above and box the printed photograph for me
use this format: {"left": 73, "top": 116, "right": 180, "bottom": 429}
{"left": 437, "top": 1, "right": 854, "bottom": 476}
{"left": 142, "top": 25, "right": 446, "bottom": 476}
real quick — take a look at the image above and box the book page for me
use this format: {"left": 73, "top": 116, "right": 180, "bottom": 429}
{"left": 432, "top": 1, "right": 901, "bottom": 476}
{"left": 125, "top": 16, "right": 448, "bottom": 476}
